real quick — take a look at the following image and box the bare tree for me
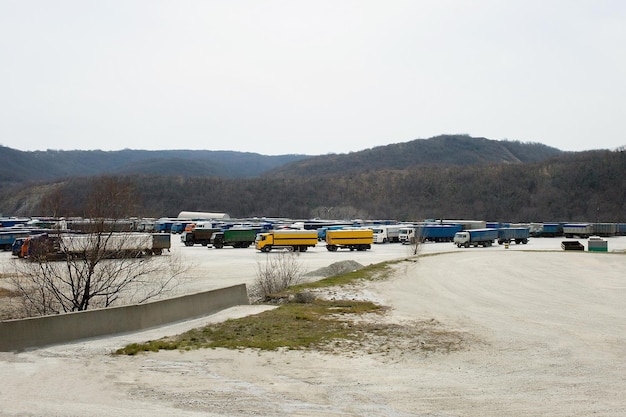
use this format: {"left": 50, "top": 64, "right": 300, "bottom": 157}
{"left": 7, "top": 175, "right": 188, "bottom": 318}
{"left": 9, "top": 251, "right": 187, "bottom": 316}
{"left": 408, "top": 226, "right": 424, "bottom": 256}
{"left": 38, "top": 183, "right": 68, "bottom": 218}
{"left": 250, "top": 252, "right": 304, "bottom": 301}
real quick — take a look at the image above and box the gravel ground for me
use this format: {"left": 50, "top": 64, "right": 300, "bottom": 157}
{"left": 1, "top": 235, "right": 626, "bottom": 416}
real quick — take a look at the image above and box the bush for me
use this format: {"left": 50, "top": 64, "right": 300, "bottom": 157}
{"left": 250, "top": 252, "right": 303, "bottom": 301}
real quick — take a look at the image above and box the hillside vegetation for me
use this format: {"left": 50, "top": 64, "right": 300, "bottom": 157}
{"left": 1, "top": 141, "right": 624, "bottom": 223}
{"left": 0, "top": 147, "right": 308, "bottom": 187}
{"left": 265, "top": 135, "right": 564, "bottom": 178}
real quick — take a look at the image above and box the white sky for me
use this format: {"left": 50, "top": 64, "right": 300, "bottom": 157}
{"left": 1, "top": 0, "right": 625, "bottom": 155}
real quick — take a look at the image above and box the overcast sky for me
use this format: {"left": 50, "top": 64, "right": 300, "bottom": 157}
{"left": 1, "top": 1, "right": 625, "bottom": 155}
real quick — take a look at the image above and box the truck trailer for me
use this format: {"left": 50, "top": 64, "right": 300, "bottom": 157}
{"left": 18, "top": 232, "right": 170, "bottom": 259}
{"left": 453, "top": 228, "right": 499, "bottom": 248}
{"left": 399, "top": 224, "right": 462, "bottom": 244}
{"left": 255, "top": 230, "right": 318, "bottom": 252}
{"left": 417, "top": 224, "right": 462, "bottom": 243}
{"left": 211, "top": 228, "right": 258, "bottom": 248}
{"left": 592, "top": 223, "right": 617, "bottom": 237}
{"left": 325, "top": 229, "right": 373, "bottom": 251}
{"left": 371, "top": 225, "right": 401, "bottom": 243}
{"left": 563, "top": 223, "right": 593, "bottom": 238}
{"left": 533, "top": 223, "right": 563, "bottom": 237}
{"left": 0, "top": 229, "right": 34, "bottom": 251}
{"left": 497, "top": 227, "right": 530, "bottom": 245}
{"left": 181, "top": 224, "right": 221, "bottom": 246}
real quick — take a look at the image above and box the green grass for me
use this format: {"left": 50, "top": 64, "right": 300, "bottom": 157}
{"left": 115, "top": 299, "right": 384, "bottom": 355}
{"left": 116, "top": 260, "right": 403, "bottom": 355}
{"left": 291, "top": 260, "right": 400, "bottom": 291}
{"left": 114, "top": 256, "right": 472, "bottom": 356}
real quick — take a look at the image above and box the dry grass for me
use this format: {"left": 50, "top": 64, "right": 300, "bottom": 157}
{"left": 116, "top": 259, "right": 474, "bottom": 357}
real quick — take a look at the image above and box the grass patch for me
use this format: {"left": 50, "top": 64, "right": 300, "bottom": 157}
{"left": 115, "top": 258, "right": 471, "bottom": 357}
{"left": 291, "top": 261, "right": 399, "bottom": 292}
{"left": 115, "top": 299, "right": 383, "bottom": 355}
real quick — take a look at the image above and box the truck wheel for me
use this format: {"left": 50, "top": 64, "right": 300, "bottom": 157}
{"left": 522, "top": 239, "right": 528, "bottom": 244}
{"left": 464, "top": 242, "right": 470, "bottom": 248}
{"left": 184, "top": 241, "right": 194, "bottom": 247}
{"left": 214, "top": 243, "right": 223, "bottom": 249}
{"left": 326, "top": 245, "right": 337, "bottom": 252}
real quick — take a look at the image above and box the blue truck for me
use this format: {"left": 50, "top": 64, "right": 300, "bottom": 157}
{"left": 497, "top": 227, "right": 530, "bottom": 245}
{"left": 417, "top": 224, "right": 463, "bottom": 243}
{"left": 453, "top": 228, "right": 499, "bottom": 248}
{"left": 399, "top": 223, "right": 462, "bottom": 244}
{"left": 0, "top": 229, "right": 32, "bottom": 251}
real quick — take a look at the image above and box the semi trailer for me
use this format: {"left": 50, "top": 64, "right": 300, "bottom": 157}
{"left": 211, "top": 228, "right": 258, "bottom": 248}
{"left": 325, "top": 229, "right": 374, "bottom": 251}
{"left": 17, "top": 232, "right": 170, "bottom": 259}
{"left": 453, "top": 228, "right": 499, "bottom": 248}
{"left": 255, "top": 229, "right": 318, "bottom": 252}
{"left": 497, "top": 227, "right": 530, "bottom": 245}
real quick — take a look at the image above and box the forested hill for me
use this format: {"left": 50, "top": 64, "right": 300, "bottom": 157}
{"left": 0, "top": 136, "right": 562, "bottom": 188}
{"left": 0, "top": 147, "right": 308, "bottom": 186}
{"left": 2, "top": 149, "right": 625, "bottom": 223}
{"left": 264, "top": 135, "right": 564, "bottom": 177}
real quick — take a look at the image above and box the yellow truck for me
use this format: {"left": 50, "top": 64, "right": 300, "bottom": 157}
{"left": 325, "top": 229, "right": 373, "bottom": 251}
{"left": 255, "top": 229, "right": 318, "bottom": 252}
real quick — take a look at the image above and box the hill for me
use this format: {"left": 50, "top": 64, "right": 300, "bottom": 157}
{"left": 264, "top": 135, "right": 564, "bottom": 177}
{"left": 0, "top": 147, "right": 309, "bottom": 187}
{"left": 2, "top": 149, "right": 625, "bottom": 223}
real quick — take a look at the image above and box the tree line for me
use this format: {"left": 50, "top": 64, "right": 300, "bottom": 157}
{"left": 10, "top": 149, "right": 620, "bottom": 223}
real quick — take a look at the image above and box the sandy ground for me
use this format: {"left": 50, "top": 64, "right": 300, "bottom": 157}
{"left": 1, "top": 236, "right": 626, "bottom": 416}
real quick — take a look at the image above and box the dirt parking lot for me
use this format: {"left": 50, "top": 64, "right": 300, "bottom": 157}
{"left": 1, "top": 236, "right": 626, "bottom": 416}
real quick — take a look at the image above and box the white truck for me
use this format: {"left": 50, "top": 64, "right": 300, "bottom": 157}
{"left": 371, "top": 225, "right": 402, "bottom": 243}
{"left": 453, "top": 228, "right": 499, "bottom": 248}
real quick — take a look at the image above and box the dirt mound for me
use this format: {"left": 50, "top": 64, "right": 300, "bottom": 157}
{"left": 305, "top": 260, "right": 364, "bottom": 277}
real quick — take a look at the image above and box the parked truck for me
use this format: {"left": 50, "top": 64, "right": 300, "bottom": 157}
{"left": 211, "top": 228, "right": 258, "bottom": 248}
{"left": 255, "top": 229, "right": 318, "bottom": 252}
{"left": 371, "top": 225, "right": 402, "bottom": 243}
{"left": 497, "top": 227, "right": 530, "bottom": 245}
{"left": 563, "top": 223, "right": 593, "bottom": 238}
{"left": 18, "top": 232, "right": 170, "bottom": 259}
{"left": 453, "top": 228, "right": 499, "bottom": 248}
{"left": 592, "top": 223, "right": 617, "bottom": 237}
{"left": 532, "top": 223, "right": 563, "bottom": 237}
{"left": 399, "top": 224, "right": 462, "bottom": 244}
{"left": 325, "top": 229, "right": 373, "bottom": 251}
{"left": 181, "top": 223, "right": 221, "bottom": 246}
{"left": 398, "top": 225, "right": 416, "bottom": 244}
{"left": 418, "top": 224, "right": 462, "bottom": 243}
{"left": 0, "top": 229, "right": 34, "bottom": 251}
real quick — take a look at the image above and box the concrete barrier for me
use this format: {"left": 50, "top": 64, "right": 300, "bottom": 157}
{"left": 0, "top": 284, "right": 248, "bottom": 352}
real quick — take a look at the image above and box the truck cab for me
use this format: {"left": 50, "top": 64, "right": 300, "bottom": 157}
{"left": 453, "top": 232, "right": 470, "bottom": 247}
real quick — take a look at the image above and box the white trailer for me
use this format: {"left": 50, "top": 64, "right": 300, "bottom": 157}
{"left": 58, "top": 232, "right": 169, "bottom": 256}
{"left": 177, "top": 211, "right": 230, "bottom": 220}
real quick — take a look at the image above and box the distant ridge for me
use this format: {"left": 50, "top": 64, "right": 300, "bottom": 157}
{"left": 263, "top": 135, "right": 564, "bottom": 178}
{"left": 0, "top": 147, "right": 309, "bottom": 187}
